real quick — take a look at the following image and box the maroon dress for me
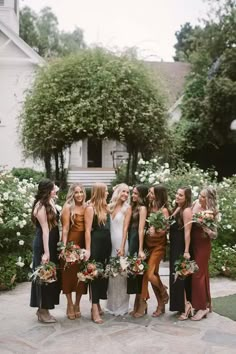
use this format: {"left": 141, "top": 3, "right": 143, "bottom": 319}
{"left": 191, "top": 224, "right": 211, "bottom": 310}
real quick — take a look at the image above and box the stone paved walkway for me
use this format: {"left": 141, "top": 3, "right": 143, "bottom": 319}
{"left": 0, "top": 263, "right": 236, "bottom": 354}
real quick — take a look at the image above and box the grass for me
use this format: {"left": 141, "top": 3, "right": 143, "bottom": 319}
{"left": 212, "top": 294, "right": 236, "bottom": 321}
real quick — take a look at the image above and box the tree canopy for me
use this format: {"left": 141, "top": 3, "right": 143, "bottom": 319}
{"left": 173, "top": 0, "right": 236, "bottom": 177}
{"left": 19, "top": 6, "right": 86, "bottom": 57}
{"left": 20, "top": 48, "right": 169, "bottom": 183}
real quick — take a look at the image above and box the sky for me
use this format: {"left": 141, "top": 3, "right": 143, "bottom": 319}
{"left": 20, "top": 0, "right": 209, "bottom": 61}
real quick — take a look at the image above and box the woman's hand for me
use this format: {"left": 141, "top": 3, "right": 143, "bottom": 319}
{"left": 138, "top": 250, "right": 146, "bottom": 260}
{"left": 117, "top": 248, "right": 124, "bottom": 257}
{"left": 84, "top": 249, "right": 91, "bottom": 261}
{"left": 149, "top": 226, "right": 156, "bottom": 237}
{"left": 183, "top": 252, "right": 190, "bottom": 260}
{"left": 42, "top": 252, "right": 50, "bottom": 264}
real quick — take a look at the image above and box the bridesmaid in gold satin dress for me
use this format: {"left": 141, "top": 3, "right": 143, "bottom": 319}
{"left": 61, "top": 183, "right": 90, "bottom": 320}
{"left": 134, "top": 185, "right": 169, "bottom": 318}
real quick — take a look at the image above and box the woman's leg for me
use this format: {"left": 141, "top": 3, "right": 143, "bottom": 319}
{"left": 66, "top": 293, "right": 75, "bottom": 320}
{"left": 74, "top": 292, "right": 82, "bottom": 318}
{"left": 91, "top": 303, "right": 103, "bottom": 324}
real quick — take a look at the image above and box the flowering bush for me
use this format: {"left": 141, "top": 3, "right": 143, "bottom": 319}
{"left": 0, "top": 169, "right": 36, "bottom": 289}
{"left": 209, "top": 243, "right": 236, "bottom": 279}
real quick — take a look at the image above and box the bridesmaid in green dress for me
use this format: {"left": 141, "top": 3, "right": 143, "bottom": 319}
{"left": 119, "top": 185, "right": 148, "bottom": 316}
{"left": 85, "top": 183, "right": 112, "bottom": 324}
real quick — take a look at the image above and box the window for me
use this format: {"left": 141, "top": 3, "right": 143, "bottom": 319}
{"left": 0, "top": 0, "right": 4, "bottom": 7}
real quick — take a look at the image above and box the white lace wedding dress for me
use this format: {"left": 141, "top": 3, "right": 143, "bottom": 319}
{"left": 106, "top": 205, "right": 130, "bottom": 316}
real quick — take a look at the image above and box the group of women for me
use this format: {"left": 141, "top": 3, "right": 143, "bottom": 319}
{"left": 30, "top": 179, "right": 218, "bottom": 324}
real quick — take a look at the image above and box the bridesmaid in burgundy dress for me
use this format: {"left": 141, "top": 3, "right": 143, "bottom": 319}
{"left": 191, "top": 187, "right": 218, "bottom": 321}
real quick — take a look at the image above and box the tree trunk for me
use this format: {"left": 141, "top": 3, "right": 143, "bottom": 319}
{"left": 54, "top": 151, "right": 59, "bottom": 184}
{"left": 60, "top": 150, "right": 67, "bottom": 189}
{"left": 44, "top": 153, "right": 51, "bottom": 178}
{"left": 126, "top": 150, "right": 132, "bottom": 184}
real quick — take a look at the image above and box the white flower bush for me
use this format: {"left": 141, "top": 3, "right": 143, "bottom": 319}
{"left": 0, "top": 169, "right": 36, "bottom": 289}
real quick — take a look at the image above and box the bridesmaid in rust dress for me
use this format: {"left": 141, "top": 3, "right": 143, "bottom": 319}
{"left": 191, "top": 187, "right": 218, "bottom": 321}
{"left": 61, "top": 183, "right": 90, "bottom": 320}
{"left": 137, "top": 185, "right": 169, "bottom": 318}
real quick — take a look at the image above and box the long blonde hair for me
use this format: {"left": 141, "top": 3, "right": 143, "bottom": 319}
{"left": 65, "top": 183, "right": 86, "bottom": 224}
{"left": 109, "top": 183, "right": 129, "bottom": 213}
{"left": 90, "top": 183, "right": 108, "bottom": 225}
{"left": 202, "top": 187, "right": 218, "bottom": 217}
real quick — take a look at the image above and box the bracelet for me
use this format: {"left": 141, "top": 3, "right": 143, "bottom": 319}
{"left": 184, "top": 252, "right": 189, "bottom": 254}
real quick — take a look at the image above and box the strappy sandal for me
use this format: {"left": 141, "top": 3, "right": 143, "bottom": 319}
{"left": 178, "top": 302, "right": 193, "bottom": 321}
{"left": 152, "top": 304, "right": 165, "bottom": 317}
{"left": 74, "top": 304, "right": 81, "bottom": 318}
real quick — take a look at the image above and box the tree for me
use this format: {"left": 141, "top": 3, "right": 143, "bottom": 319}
{"left": 173, "top": 22, "right": 201, "bottom": 62}
{"left": 20, "top": 49, "right": 169, "bottom": 184}
{"left": 174, "top": 0, "right": 236, "bottom": 177}
{"left": 19, "top": 6, "right": 86, "bottom": 57}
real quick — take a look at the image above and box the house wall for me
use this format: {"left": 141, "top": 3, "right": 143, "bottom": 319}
{"left": 0, "top": 59, "right": 42, "bottom": 170}
{"left": 0, "top": 0, "right": 19, "bottom": 34}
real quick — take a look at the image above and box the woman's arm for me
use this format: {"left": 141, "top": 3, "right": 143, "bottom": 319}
{"left": 84, "top": 205, "right": 94, "bottom": 261}
{"left": 183, "top": 207, "right": 192, "bottom": 260}
{"left": 35, "top": 205, "right": 50, "bottom": 264}
{"left": 138, "top": 206, "right": 147, "bottom": 259}
{"left": 118, "top": 206, "right": 132, "bottom": 256}
{"left": 61, "top": 204, "right": 70, "bottom": 244}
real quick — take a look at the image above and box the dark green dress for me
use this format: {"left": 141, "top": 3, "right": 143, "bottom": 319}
{"left": 90, "top": 214, "right": 112, "bottom": 303}
{"left": 127, "top": 208, "right": 143, "bottom": 294}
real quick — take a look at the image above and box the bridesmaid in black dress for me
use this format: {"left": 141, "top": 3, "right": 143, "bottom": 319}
{"left": 119, "top": 185, "right": 148, "bottom": 316}
{"left": 169, "top": 187, "right": 193, "bottom": 320}
{"left": 30, "top": 179, "right": 60, "bottom": 323}
{"left": 85, "top": 183, "right": 112, "bottom": 324}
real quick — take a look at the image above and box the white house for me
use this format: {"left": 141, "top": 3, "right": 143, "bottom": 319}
{"left": 0, "top": 0, "right": 44, "bottom": 170}
{"left": 0, "top": 1, "right": 190, "bottom": 186}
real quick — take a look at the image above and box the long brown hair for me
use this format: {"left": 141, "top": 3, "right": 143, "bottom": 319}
{"left": 173, "top": 186, "right": 192, "bottom": 227}
{"left": 150, "top": 184, "right": 169, "bottom": 212}
{"left": 90, "top": 183, "right": 108, "bottom": 225}
{"left": 31, "top": 179, "right": 57, "bottom": 229}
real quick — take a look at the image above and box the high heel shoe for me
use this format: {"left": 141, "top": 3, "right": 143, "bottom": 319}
{"left": 190, "top": 308, "right": 209, "bottom": 321}
{"left": 36, "top": 309, "right": 56, "bottom": 323}
{"left": 178, "top": 302, "right": 194, "bottom": 321}
{"left": 91, "top": 308, "right": 103, "bottom": 324}
{"left": 152, "top": 304, "right": 165, "bottom": 317}
{"left": 129, "top": 296, "right": 140, "bottom": 316}
{"left": 74, "top": 304, "right": 81, "bottom": 318}
{"left": 67, "top": 305, "right": 76, "bottom": 320}
{"left": 133, "top": 299, "right": 148, "bottom": 318}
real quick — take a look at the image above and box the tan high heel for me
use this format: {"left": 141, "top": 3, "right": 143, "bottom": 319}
{"left": 178, "top": 302, "right": 194, "bottom": 321}
{"left": 160, "top": 285, "right": 169, "bottom": 304}
{"left": 67, "top": 305, "right": 76, "bottom": 320}
{"left": 152, "top": 304, "right": 165, "bottom": 317}
{"left": 190, "top": 308, "right": 209, "bottom": 321}
{"left": 91, "top": 308, "right": 103, "bottom": 324}
{"left": 74, "top": 304, "right": 81, "bottom": 318}
{"left": 36, "top": 309, "right": 56, "bottom": 323}
{"left": 133, "top": 299, "right": 148, "bottom": 318}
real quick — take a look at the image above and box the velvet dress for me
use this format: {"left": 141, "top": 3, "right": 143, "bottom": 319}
{"left": 30, "top": 213, "right": 60, "bottom": 309}
{"left": 169, "top": 213, "right": 192, "bottom": 313}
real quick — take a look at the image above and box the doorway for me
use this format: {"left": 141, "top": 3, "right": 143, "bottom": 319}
{"left": 87, "top": 139, "right": 102, "bottom": 167}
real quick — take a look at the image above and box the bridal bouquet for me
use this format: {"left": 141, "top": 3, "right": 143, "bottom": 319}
{"left": 104, "top": 256, "right": 129, "bottom": 277}
{"left": 174, "top": 256, "right": 199, "bottom": 282}
{"left": 77, "top": 260, "right": 104, "bottom": 283}
{"left": 126, "top": 254, "right": 148, "bottom": 276}
{"left": 146, "top": 211, "right": 171, "bottom": 231}
{"left": 30, "top": 262, "right": 57, "bottom": 285}
{"left": 57, "top": 241, "right": 87, "bottom": 269}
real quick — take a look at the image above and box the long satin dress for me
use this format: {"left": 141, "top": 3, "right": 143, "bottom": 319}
{"left": 61, "top": 213, "right": 87, "bottom": 295}
{"left": 90, "top": 214, "right": 112, "bottom": 303}
{"left": 30, "top": 212, "right": 60, "bottom": 309}
{"left": 127, "top": 209, "right": 143, "bottom": 294}
{"left": 169, "top": 213, "right": 192, "bottom": 313}
{"left": 141, "top": 227, "right": 167, "bottom": 300}
{"left": 191, "top": 224, "right": 211, "bottom": 310}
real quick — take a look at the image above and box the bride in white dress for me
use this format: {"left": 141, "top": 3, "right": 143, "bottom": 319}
{"left": 106, "top": 183, "right": 130, "bottom": 316}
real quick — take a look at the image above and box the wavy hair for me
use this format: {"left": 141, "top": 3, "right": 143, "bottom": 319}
{"left": 173, "top": 186, "right": 192, "bottom": 227}
{"left": 150, "top": 184, "right": 169, "bottom": 211}
{"left": 90, "top": 183, "right": 108, "bottom": 225}
{"left": 65, "top": 183, "right": 86, "bottom": 225}
{"left": 202, "top": 187, "right": 218, "bottom": 217}
{"left": 109, "top": 183, "right": 129, "bottom": 213}
{"left": 31, "top": 179, "right": 57, "bottom": 230}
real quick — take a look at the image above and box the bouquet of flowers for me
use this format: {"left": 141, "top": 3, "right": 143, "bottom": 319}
{"left": 77, "top": 260, "right": 104, "bottom": 283}
{"left": 192, "top": 210, "right": 217, "bottom": 230}
{"left": 30, "top": 262, "right": 57, "bottom": 285}
{"left": 104, "top": 256, "right": 129, "bottom": 277}
{"left": 126, "top": 253, "right": 148, "bottom": 276}
{"left": 146, "top": 211, "right": 170, "bottom": 231}
{"left": 57, "top": 241, "right": 87, "bottom": 269}
{"left": 174, "top": 255, "right": 199, "bottom": 282}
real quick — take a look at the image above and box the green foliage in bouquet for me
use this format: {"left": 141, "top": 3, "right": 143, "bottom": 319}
{"left": 146, "top": 211, "right": 169, "bottom": 230}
